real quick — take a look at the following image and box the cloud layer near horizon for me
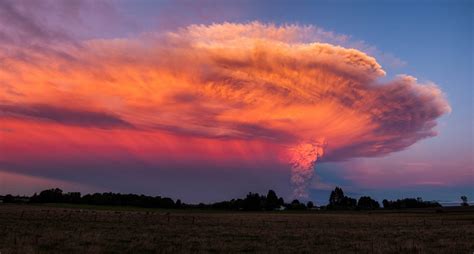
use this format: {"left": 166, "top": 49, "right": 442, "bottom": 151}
{"left": 0, "top": 11, "right": 451, "bottom": 197}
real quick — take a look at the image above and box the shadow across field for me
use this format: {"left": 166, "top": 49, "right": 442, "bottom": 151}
{"left": 0, "top": 204, "right": 473, "bottom": 253}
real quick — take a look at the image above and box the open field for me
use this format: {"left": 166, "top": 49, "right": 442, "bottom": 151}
{"left": 0, "top": 204, "right": 473, "bottom": 253}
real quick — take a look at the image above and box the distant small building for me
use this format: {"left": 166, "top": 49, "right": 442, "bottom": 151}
{"left": 276, "top": 205, "right": 286, "bottom": 211}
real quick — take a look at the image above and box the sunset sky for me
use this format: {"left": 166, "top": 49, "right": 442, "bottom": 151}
{"left": 0, "top": 0, "right": 472, "bottom": 204}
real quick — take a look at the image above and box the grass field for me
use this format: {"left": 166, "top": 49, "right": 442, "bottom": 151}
{"left": 0, "top": 204, "right": 473, "bottom": 253}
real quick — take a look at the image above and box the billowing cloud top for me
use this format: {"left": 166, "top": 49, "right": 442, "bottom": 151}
{"left": 0, "top": 22, "right": 450, "bottom": 197}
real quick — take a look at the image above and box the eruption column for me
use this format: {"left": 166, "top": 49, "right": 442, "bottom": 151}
{"left": 289, "top": 139, "right": 327, "bottom": 199}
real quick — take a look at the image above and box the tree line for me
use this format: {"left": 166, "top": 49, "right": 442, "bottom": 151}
{"left": 0, "top": 186, "right": 463, "bottom": 210}
{"left": 326, "top": 187, "right": 442, "bottom": 210}
{"left": 194, "top": 190, "right": 313, "bottom": 211}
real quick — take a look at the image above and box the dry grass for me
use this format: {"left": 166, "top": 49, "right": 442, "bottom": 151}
{"left": 0, "top": 204, "right": 473, "bottom": 253}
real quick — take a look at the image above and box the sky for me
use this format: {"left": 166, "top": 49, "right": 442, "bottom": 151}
{"left": 0, "top": 0, "right": 472, "bottom": 204}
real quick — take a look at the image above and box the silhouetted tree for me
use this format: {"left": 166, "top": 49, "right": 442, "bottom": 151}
{"left": 357, "top": 196, "right": 380, "bottom": 210}
{"left": 278, "top": 197, "right": 285, "bottom": 207}
{"left": 461, "top": 196, "right": 469, "bottom": 207}
{"left": 63, "top": 192, "right": 81, "bottom": 203}
{"left": 382, "top": 198, "right": 441, "bottom": 209}
{"left": 160, "top": 197, "right": 175, "bottom": 208}
{"left": 243, "top": 192, "right": 263, "bottom": 211}
{"left": 199, "top": 190, "right": 285, "bottom": 211}
{"left": 175, "top": 199, "right": 182, "bottom": 208}
{"left": 306, "top": 201, "right": 314, "bottom": 209}
{"left": 287, "top": 199, "right": 306, "bottom": 210}
{"left": 30, "top": 188, "right": 64, "bottom": 203}
{"left": 265, "top": 190, "right": 279, "bottom": 210}
{"left": 327, "top": 187, "right": 356, "bottom": 210}
{"left": 3, "top": 194, "right": 14, "bottom": 203}
{"left": 342, "top": 196, "right": 357, "bottom": 208}
{"left": 329, "top": 187, "right": 344, "bottom": 206}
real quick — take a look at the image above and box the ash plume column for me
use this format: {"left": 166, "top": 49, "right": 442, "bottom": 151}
{"left": 289, "top": 139, "right": 327, "bottom": 199}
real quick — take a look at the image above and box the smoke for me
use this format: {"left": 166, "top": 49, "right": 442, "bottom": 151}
{"left": 289, "top": 139, "right": 327, "bottom": 198}
{"left": 0, "top": 22, "right": 451, "bottom": 198}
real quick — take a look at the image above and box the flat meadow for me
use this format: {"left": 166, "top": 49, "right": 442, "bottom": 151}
{"left": 0, "top": 204, "right": 473, "bottom": 253}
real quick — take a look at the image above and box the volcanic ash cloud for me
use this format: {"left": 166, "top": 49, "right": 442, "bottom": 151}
{"left": 0, "top": 22, "right": 451, "bottom": 198}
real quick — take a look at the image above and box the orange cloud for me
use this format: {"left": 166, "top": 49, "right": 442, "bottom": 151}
{"left": 0, "top": 22, "right": 450, "bottom": 197}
